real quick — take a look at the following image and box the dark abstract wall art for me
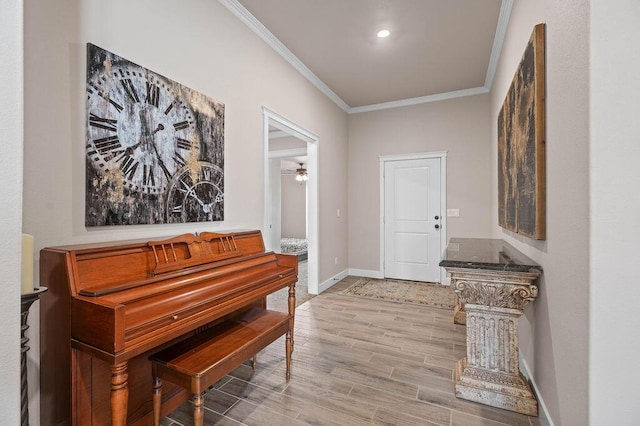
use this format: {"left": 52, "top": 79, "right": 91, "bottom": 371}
{"left": 498, "top": 24, "right": 546, "bottom": 240}
{"left": 85, "top": 43, "right": 225, "bottom": 226}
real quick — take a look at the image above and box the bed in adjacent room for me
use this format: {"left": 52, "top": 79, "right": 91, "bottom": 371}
{"left": 280, "top": 237, "right": 308, "bottom": 261}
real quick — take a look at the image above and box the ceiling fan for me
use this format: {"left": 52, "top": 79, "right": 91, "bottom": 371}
{"left": 295, "top": 163, "right": 308, "bottom": 182}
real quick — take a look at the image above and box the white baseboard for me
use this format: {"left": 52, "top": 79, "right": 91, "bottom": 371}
{"left": 318, "top": 269, "right": 349, "bottom": 293}
{"left": 519, "top": 354, "right": 554, "bottom": 426}
{"left": 348, "top": 268, "right": 383, "bottom": 279}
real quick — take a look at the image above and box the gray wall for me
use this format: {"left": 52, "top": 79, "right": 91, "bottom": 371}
{"left": 489, "top": 0, "right": 589, "bottom": 423}
{"left": 348, "top": 95, "right": 493, "bottom": 274}
{"left": 281, "top": 175, "right": 306, "bottom": 238}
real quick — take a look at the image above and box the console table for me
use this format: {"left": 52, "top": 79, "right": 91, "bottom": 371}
{"left": 439, "top": 238, "right": 541, "bottom": 416}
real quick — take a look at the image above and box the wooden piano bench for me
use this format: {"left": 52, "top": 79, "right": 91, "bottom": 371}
{"left": 149, "top": 307, "right": 293, "bottom": 426}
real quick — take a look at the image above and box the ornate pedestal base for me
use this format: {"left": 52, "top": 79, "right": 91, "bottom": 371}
{"left": 455, "top": 356, "right": 538, "bottom": 415}
{"left": 454, "top": 303, "right": 538, "bottom": 416}
{"left": 453, "top": 298, "right": 466, "bottom": 325}
{"left": 449, "top": 268, "right": 540, "bottom": 416}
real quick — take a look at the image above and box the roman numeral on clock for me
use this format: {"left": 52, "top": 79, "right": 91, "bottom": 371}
{"left": 119, "top": 155, "right": 139, "bottom": 180}
{"left": 143, "top": 164, "right": 155, "bottom": 187}
{"left": 120, "top": 78, "right": 140, "bottom": 103}
{"left": 89, "top": 113, "right": 118, "bottom": 132}
{"left": 176, "top": 138, "right": 192, "bottom": 150}
{"left": 202, "top": 167, "right": 212, "bottom": 182}
{"left": 88, "top": 83, "right": 124, "bottom": 113}
{"left": 173, "top": 152, "right": 186, "bottom": 168}
{"left": 108, "top": 98, "right": 124, "bottom": 113}
{"left": 94, "top": 135, "right": 122, "bottom": 155}
{"left": 173, "top": 121, "right": 189, "bottom": 131}
{"left": 145, "top": 82, "right": 160, "bottom": 107}
{"left": 164, "top": 101, "right": 175, "bottom": 115}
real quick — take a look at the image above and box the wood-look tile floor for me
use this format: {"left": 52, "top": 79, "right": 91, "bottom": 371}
{"left": 163, "top": 276, "right": 540, "bottom": 426}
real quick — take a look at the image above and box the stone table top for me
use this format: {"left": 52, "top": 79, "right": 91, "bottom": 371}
{"left": 439, "top": 238, "right": 542, "bottom": 273}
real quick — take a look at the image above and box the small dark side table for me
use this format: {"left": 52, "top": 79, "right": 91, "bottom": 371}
{"left": 21, "top": 287, "right": 47, "bottom": 426}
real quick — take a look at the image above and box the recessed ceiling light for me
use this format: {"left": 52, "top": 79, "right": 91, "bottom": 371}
{"left": 377, "top": 29, "right": 390, "bottom": 38}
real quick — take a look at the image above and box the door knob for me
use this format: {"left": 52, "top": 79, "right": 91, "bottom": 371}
{"left": 435, "top": 224, "right": 440, "bottom": 229}
{"left": 435, "top": 215, "right": 439, "bottom": 220}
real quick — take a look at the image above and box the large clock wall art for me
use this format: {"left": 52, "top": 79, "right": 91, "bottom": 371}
{"left": 85, "top": 43, "right": 225, "bottom": 226}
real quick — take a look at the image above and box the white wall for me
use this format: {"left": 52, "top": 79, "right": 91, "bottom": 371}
{"left": 590, "top": 1, "right": 640, "bottom": 423}
{"left": 348, "top": 95, "right": 493, "bottom": 273}
{"left": 281, "top": 175, "right": 307, "bottom": 238}
{"left": 22, "top": 0, "right": 348, "bottom": 423}
{"left": 0, "top": 0, "right": 24, "bottom": 422}
{"left": 490, "top": 0, "right": 589, "bottom": 423}
{"left": 269, "top": 136, "right": 307, "bottom": 151}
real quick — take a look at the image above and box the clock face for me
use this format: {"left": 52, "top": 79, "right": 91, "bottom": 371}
{"left": 166, "top": 162, "right": 224, "bottom": 223}
{"left": 86, "top": 65, "right": 199, "bottom": 194}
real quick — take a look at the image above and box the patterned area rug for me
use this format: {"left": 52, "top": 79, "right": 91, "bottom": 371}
{"left": 342, "top": 277, "right": 456, "bottom": 309}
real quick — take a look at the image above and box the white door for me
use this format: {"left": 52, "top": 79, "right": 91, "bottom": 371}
{"left": 384, "top": 158, "right": 442, "bottom": 282}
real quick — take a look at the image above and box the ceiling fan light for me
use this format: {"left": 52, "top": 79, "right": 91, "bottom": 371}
{"left": 294, "top": 162, "right": 307, "bottom": 182}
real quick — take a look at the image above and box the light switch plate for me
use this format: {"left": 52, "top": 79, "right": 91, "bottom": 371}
{"left": 447, "top": 209, "right": 460, "bottom": 217}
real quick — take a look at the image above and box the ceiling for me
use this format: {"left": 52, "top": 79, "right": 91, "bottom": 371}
{"left": 224, "top": 0, "right": 509, "bottom": 113}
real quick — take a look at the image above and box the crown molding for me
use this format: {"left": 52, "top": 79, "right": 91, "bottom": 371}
{"left": 484, "top": 0, "right": 514, "bottom": 90}
{"left": 349, "top": 86, "right": 489, "bottom": 114}
{"left": 220, "top": 0, "right": 511, "bottom": 114}
{"left": 219, "top": 0, "right": 351, "bottom": 112}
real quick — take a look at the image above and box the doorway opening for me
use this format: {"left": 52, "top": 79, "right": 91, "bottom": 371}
{"left": 262, "top": 107, "right": 319, "bottom": 306}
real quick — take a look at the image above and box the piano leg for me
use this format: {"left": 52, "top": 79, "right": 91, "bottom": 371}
{"left": 152, "top": 376, "right": 162, "bottom": 426}
{"left": 194, "top": 393, "right": 205, "bottom": 426}
{"left": 288, "top": 282, "right": 296, "bottom": 352}
{"left": 285, "top": 330, "right": 292, "bottom": 381}
{"left": 110, "top": 361, "right": 128, "bottom": 426}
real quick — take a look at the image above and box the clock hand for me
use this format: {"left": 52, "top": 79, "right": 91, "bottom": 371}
{"left": 147, "top": 124, "right": 172, "bottom": 179}
{"left": 151, "top": 123, "right": 164, "bottom": 135}
{"left": 190, "top": 192, "right": 207, "bottom": 209}
{"left": 179, "top": 180, "right": 206, "bottom": 208}
{"left": 192, "top": 192, "right": 206, "bottom": 207}
{"left": 203, "top": 192, "right": 223, "bottom": 215}
{"left": 115, "top": 124, "right": 166, "bottom": 162}
{"left": 202, "top": 202, "right": 214, "bottom": 214}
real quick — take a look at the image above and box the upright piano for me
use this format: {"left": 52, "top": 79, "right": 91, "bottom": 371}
{"left": 39, "top": 230, "right": 297, "bottom": 425}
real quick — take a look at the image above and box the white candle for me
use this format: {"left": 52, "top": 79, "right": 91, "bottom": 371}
{"left": 21, "top": 234, "right": 34, "bottom": 294}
